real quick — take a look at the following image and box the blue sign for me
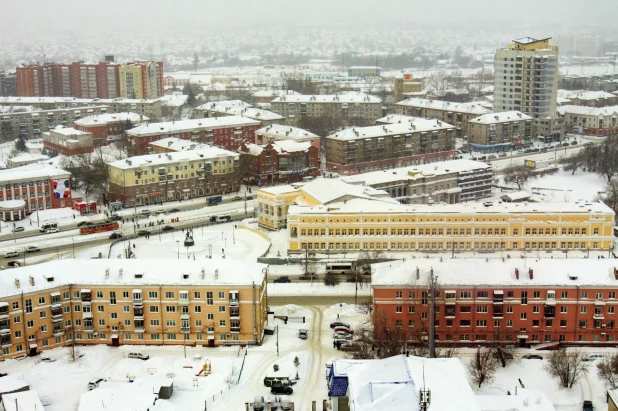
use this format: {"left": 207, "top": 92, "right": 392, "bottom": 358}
{"left": 329, "top": 376, "right": 349, "bottom": 397}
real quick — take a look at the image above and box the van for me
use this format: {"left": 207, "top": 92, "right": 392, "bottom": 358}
{"left": 139, "top": 210, "right": 151, "bottom": 217}
{"left": 128, "top": 352, "right": 150, "bottom": 360}
{"left": 217, "top": 215, "right": 231, "bottom": 222}
{"left": 4, "top": 251, "right": 19, "bottom": 258}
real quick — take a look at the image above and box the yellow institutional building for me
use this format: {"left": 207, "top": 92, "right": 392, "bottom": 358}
{"left": 257, "top": 178, "right": 615, "bottom": 254}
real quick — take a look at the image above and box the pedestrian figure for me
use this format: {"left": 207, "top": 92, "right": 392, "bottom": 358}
{"left": 333, "top": 340, "right": 336, "bottom": 348}
{"left": 29, "top": 221, "right": 32, "bottom": 226}
{"left": 73, "top": 214, "right": 75, "bottom": 219}
{"left": 336, "top": 314, "right": 340, "bottom": 321}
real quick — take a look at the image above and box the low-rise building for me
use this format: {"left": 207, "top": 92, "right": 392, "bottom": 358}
{"left": 395, "top": 98, "right": 491, "bottom": 137}
{"left": 252, "top": 89, "right": 301, "bottom": 104}
{"left": 341, "top": 159, "right": 493, "bottom": 204}
{"left": 0, "top": 259, "right": 267, "bottom": 359}
{"left": 557, "top": 105, "right": 618, "bottom": 136}
{"left": 372, "top": 258, "right": 618, "bottom": 346}
{"left": 325, "top": 118, "right": 456, "bottom": 174}
{"left": 125, "top": 116, "right": 261, "bottom": 156}
{"left": 74, "top": 112, "right": 147, "bottom": 145}
{"left": 255, "top": 124, "right": 320, "bottom": 150}
{"left": 238, "top": 140, "right": 320, "bottom": 186}
{"left": 565, "top": 90, "right": 618, "bottom": 107}
{"left": 107, "top": 146, "right": 239, "bottom": 206}
{"left": 42, "top": 126, "right": 94, "bottom": 156}
{"left": 467, "top": 111, "right": 533, "bottom": 151}
{"left": 196, "top": 103, "right": 284, "bottom": 126}
{"left": 0, "top": 163, "right": 72, "bottom": 213}
{"left": 394, "top": 73, "right": 425, "bottom": 103}
{"left": 270, "top": 93, "right": 382, "bottom": 123}
{"left": 347, "top": 66, "right": 381, "bottom": 78}
{"left": 6, "top": 153, "right": 49, "bottom": 168}
{"left": 537, "top": 116, "right": 565, "bottom": 142}
{"left": 286, "top": 198, "right": 614, "bottom": 254}
{"left": 148, "top": 137, "right": 210, "bottom": 154}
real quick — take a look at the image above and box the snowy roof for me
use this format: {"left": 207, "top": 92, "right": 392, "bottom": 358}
{"left": 372, "top": 258, "right": 618, "bottom": 288}
{"left": 75, "top": 112, "right": 147, "bottom": 126}
{"left": 252, "top": 90, "right": 301, "bottom": 98}
{"left": 566, "top": 90, "right": 616, "bottom": 101}
{"left": 299, "top": 178, "right": 393, "bottom": 205}
{"left": 500, "top": 191, "right": 532, "bottom": 202}
{"left": 289, "top": 198, "right": 613, "bottom": 217}
{"left": 126, "top": 116, "right": 260, "bottom": 137}
{"left": 339, "top": 355, "right": 480, "bottom": 411}
{"left": 476, "top": 389, "right": 555, "bottom": 411}
{"left": 272, "top": 93, "right": 381, "bottom": 104}
{"left": 241, "top": 140, "right": 312, "bottom": 156}
{"left": 50, "top": 126, "right": 90, "bottom": 136}
{"left": 0, "top": 377, "right": 29, "bottom": 394}
{"left": 396, "top": 98, "right": 491, "bottom": 115}
{"left": 213, "top": 107, "right": 284, "bottom": 121}
{"left": 0, "top": 200, "right": 26, "bottom": 209}
{"left": 0, "top": 259, "right": 265, "bottom": 299}
{"left": 160, "top": 94, "right": 188, "bottom": 107}
{"left": 2, "top": 390, "right": 44, "bottom": 411}
{"left": 107, "top": 146, "right": 238, "bottom": 169}
{"left": 148, "top": 137, "right": 210, "bottom": 152}
{"left": 341, "top": 159, "right": 491, "bottom": 186}
{"left": 327, "top": 119, "right": 454, "bottom": 141}
{"left": 196, "top": 100, "right": 252, "bottom": 111}
{"left": 557, "top": 105, "right": 618, "bottom": 117}
{"left": 256, "top": 124, "right": 319, "bottom": 140}
{"left": 78, "top": 384, "right": 158, "bottom": 411}
{"left": 375, "top": 114, "right": 425, "bottom": 124}
{"left": 7, "top": 153, "right": 49, "bottom": 163}
{"left": 469, "top": 111, "right": 532, "bottom": 125}
{"left": 513, "top": 37, "right": 545, "bottom": 44}
{"left": 0, "top": 96, "right": 165, "bottom": 105}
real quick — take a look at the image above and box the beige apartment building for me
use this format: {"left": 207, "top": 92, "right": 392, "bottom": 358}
{"left": 270, "top": 93, "right": 382, "bottom": 123}
{"left": 0, "top": 260, "right": 267, "bottom": 359}
{"left": 393, "top": 73, "right": 424, "bottom": 103}
{"left": 467, "top": 111, "right": 533, "bottom": 151}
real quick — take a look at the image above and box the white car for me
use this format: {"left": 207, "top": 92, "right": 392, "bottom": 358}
{"left": 3, "top": 251, "right": 19, "bottom": 258}
{"left": 45, "top": 228, "right": 59, "bottom": 233}
{"left": 333, "top": 332, "right": 352, "bottom": 340}
{"left": 583, "top": 354, "right": 604, "bottom": 362}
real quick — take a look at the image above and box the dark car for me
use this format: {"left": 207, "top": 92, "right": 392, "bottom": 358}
{"left": 531, "top": 148, "right": 540, "bottom": 152}
{"left": 0, "top": 373, "right": 7, "bottom": 377}
{"left": 137, "top": 230, "right": 150, "bottom": 237}
{"left": 299, "top": 273, "right": 318, "bottom": 280}
{"left": 167, "top": 208, "right": 180, "bottom": 214}
{"left": 231, "top": 196, "right": 242, "bottom": 201}
{"left": 541, "top": 147, "right": 548, "bottom": 153}
{"left": 270, "top": 381, "right": 293, "bottom": 395}
{"left": 161, "top": 226, "right": 174, "bottom": 232}
{"left": 209, "top": 216, "right": 217, "bottom": 222}
{"left": 329, "top": 321, "right": 351, "bottom": 329}
{"left": 298, "top": 329, "right": 308, "bottom": 340}
{"left": 562, "top": 142, "right": 569, "bottom": 147}
{"left": 109, "top": 232, "right": 123, "bottom": 240}
{"left": 524, "top": 149, "right": 533, "bottom": 153}
{"left": 274, "top": 276, "right": 292, "bottom": 283}
{"left": 7, "top": 261, "right": 21, "bottom": 267}
{"left": 583, "top": 400, "right": 593, "bottom": 411}
{"left": 110, "top": 214, "right": 122, "bottom": 221}
{"left": 77, "top": 221, "right": 91, "bottom": 227}
{"left": 571, "top": 141, "right": 578, "bottom": 145}
{"left": 245, "top": 196, "right": 253, "bottom": 200}
{"left": 522, "top": 354, "right": 543, "bottom": 360}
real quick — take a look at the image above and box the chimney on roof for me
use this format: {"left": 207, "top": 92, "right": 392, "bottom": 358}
{"left": 14, "top": 279, "right": 20, "bottom": 289}
{"left": 201, "top": 268, "right": 205, "bottom": 279}
{"left": 29, "top": 276, "right": 35, "bottom": 286}
{"left": 416, "top": 266, "right": 420, "bottom": 280}
{"left": 214, "top": 269, "right": 219, "bottom": 280}
{"left": 494, "top": 116, "right": 499, "bottom": 121}
{"left": 515, "top": 268, "right": 519, "bottom": 279}
{"left": 105, "top": 268, "right": 109, "bottom": 279}
{"left": 119, "top": 268, "right": 123, "bottom": 279}
{"left": 614, "top": 268, "right": 618, "bottom": 280}
{"left": 528, "top": 268, "right": 533, "bottom": 279}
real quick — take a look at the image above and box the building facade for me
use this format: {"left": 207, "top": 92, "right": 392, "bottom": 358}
{"left": 373, "top": 259, "right": 618, "bottom": 347}
{"left": 125, "top": 116, "right": 261, "bottom": 156}
{"left": 255, "top": 124, "right": 320, "bottom": 151}
{"left": 195, "top": 100, "right": 284, "bottom": 126}
{"left": 148, "top": 137, "right": 210, "bottom": 154}
{"left": 286, "top": 199, "right": 614, "bottom": 254}
{"left": 325, "top": 119, "right": 456, "bottom": 174}
{"left": 119, "top": 61, "right": 164, "bottom": 99}
{"left": 74, "top": 112, "right": 148, "bottom": 145}
{"left": 394, "top": 73, "right": 425, "bottom": 103}
{"left": 270, "top": 93, "right": 382, "bottom": 123}
{"left": 347, "top": 66, "right": 381, "bottom": 78}
{"left": 0, "top": 163, "right": 72, "bottom": 214}
{"left": 395, "top": 98, "right": 490, "bottom": 137}
{"left": 107, "top": 146, "right": 239, "bottom": 206}
{"left": 493, "top": 37, "right": 559, "bottom": 135}
{"left": 557, "top": 105, "right": 618, "bottom": 136}
{"left": 42, "top": 126, "right": 94, "bottom": 156}
{"left": 467, "top": 111, "right": 533, "bottom": 151}
{"left": 0, "top": 259, "right": 267, "bottom": 359}
{"left": 0, "top": 71, "right": 17, "bottom": 97}
{"left": 238, "top": 140, "right": 320, "bottom": 186}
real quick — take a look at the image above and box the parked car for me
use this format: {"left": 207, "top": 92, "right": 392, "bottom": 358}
{"left": 245, "top": 196, "right": 254, "bottom": 200}
{"left": 330, "top": 321, "right": 351, "bottom": 329}
{"left": 77, "top": 221, "right": 91, "bottom": 227}
{"left": 139, "top": 210, "right": 151, "bottom": 217}
{"left": 471, "top": 157, "right": 478, "bottom": 160}
{"left": 298, "top": 329, "right": 308, "bottom": 340}
{"left": 3, "top": 251, "right": 19, "bottom": 258}
{"left": 339, "top": 342, "right": 361, "bottom": 352}
{"left": 128, "top": 352, "right": 149, "bottom": 360}
{"left": 109, "top": 232, "right": 123, "bottom": 240}
{"left": 522, "top": 354, "right": 543, "bottom": 360}
{"left": 334, "top": 327, "right": 354, "bottom": 335}
{"left": 26, "top": 246, "right": 40, "bottom": 253}
{"left": 488, "top": 155, "right": 496, "bottom": 160}
{"left": 582, "top": 400, "right": 593, "bottom": 411}
{"left": 110, "top": 214, "right": 122, "bottom": 221}
{"left": 562, "top": 142, "right": 569, "bottom": 147}
{"left": 231, "top": 196, "right": 242, "bottom": 201}
{"left": 12, "top": 226, "right": 24, "bottom": 233}
{"left": 7, "top": 261, "right": 21, "bottom": 267}
{"left": 274, "top": 276, "right": 292, "bottom": 283}
{"left": 479, "top": 156, "right": 487, "bottom": 160}
{"left": 39, "top": 356, "right": 56, "bottom": 363}
{"left": 167, "top": 208, "right": 180, "bottom": 214}
{"left": 571, "top": 141, "right": 578, "bottom": 145}
{"left": 88, "top": 378, "right": 106, "bottom": 390}
{"left": 583, "top": 354, "right": 604, "bottom": 362}
{"left": 270, "top": 381, "right": 293, "bottom": 395}
{"left": 531, "top": 148, "right": 540, "bottom": 152}
{"left": 299, "top": 273, "right": 318, "bottom": 280}
{"left": 0, "top": 373, "right": 7, "bottom": 377}
{"left": 137, "top": 230, "right": 151, "bottom": 237}
{"left": 161, "top": 226, "right": 174, "bottom": 232}
{"left": 499, "top": 152, "right": 507, "bottom": 157}
{"left": 333, "top": 332, "right": 353, "bottom": 340}
{"left": 541, "top": 147, "right": 548, "bottom": 153}
{"left": 45, "top": 228, "right": 59, "bottom": 233}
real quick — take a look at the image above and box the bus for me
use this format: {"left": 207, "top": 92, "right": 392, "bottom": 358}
{"left": 79, "top": 221, "right": 119, "bottom": 235}
{"left": 39, "top": 222, "right": 58, "bottom": 233}
{"left": 326, "top": 262, "right": 354, "bottom": 275}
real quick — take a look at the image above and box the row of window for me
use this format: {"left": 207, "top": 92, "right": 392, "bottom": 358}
{"left": 393, "top": 290, "right": 617, "bottom": 300}
{"left": 299, "top": 241, "right": 601, "bottom": 251}
{"left": 396, "top": 318, "right": 613, "bottom": 329}
{"left": 298, "top": 227, "right": 599, "bottom": 237}
{"left": 394, "top": 305, "right": 612, "bottom": 315}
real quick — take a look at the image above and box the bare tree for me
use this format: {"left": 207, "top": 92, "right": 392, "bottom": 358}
{"left": 503, "top": 164, "right": 533, "bottom": 190}
{"left": 559, "top": 151, "right": 587, "bottom": 175}
{"left": 597, "top": 354, "right": 618, "bottom": 389}
{"left": 598, "top": 179, "right": 618, "bottom": 223}
{"left": 59, "top": 146, "right": 110, "bottom": 201}
{"left": 544, "top": 348, "right": 587, "bottom": 388}
{"left": 489, "top": 331, "right": 515, "bottom": 368}
{"left": 345, "top": 324, "right": 375, "bottom": 360}
{"left": 467, "top": 347, "right": 497, "bottom": 388}
{"left": 372, "top": 309, "right": 407, "bottom": 358}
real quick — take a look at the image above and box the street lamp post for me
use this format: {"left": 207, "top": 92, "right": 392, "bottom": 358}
{"left": 176, "top": 240, "right": 180, "bottom": 259}
{"left": 72, "top": 236, "right": 75, "bottom": 258}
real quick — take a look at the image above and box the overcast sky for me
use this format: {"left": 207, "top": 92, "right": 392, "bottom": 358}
{"left": 2, "top": 0, "right": 618, "bottom": 33}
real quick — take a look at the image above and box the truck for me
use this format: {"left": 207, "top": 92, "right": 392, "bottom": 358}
{"left": 207, "top": 195, "right": 222, "bottom": 206}
{"left": 263, "top": 376, "right": 290, "bottom": 387}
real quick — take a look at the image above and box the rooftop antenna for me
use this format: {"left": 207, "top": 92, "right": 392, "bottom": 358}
{"left": 419, "top": 362, "right": 431, "bottom": 411}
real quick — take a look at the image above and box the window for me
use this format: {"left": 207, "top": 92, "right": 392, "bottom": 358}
{"left": 124, "top": 320, "right": 131, "bottom": 326}
{"left": 96, "top": 291, "right": 103, "bottom": 299}
{"left": 396, "top": 291, "right": 403, "bottom": 299}
{"left": 609, "top": 307, "right": 615, "bottom": 314}
{"left": 206, "top": 292, "right": 213, "bottom": 305}
{"left": 476, "top": 320, "right": 487, "bottom": 327}
{"left": 560, "top": 306, "right": 567, "bottom": 313}
{"left": 111, "top": 312, "right": 118, "bottom": 319}
{"left": 38, "top": 296, "right": 45, "bottom": 305}
{"left": 150, "top": 320, "right": 160, "bottom": 326}
{"left": 194, "top": 306, "right": 202, "bottom": 313}
{"left": 98, "top": 319, "right": 105, "bottom": 326}
{"left": 580, "top": 306, "right": 587, "bottom": 314}
{"left": 207, "top": 313, "right": 214, "bottom": 320}
{"left": 218, "top": 292, "right": 225, "bottom": 299}
{"left": 27, "top": 320, "right": 33, "bottom": 328}
{"left": 148, "top": 291, "right": 158, "bottom": 298}
{"left": 97, "top": 305, "right": 104, "bottom": 312}
{"left": 460, "top": 320, "right": 471, "bottom": 327}
{"left": 219, "top": 320, "right": 226, "bottom": 327}
{"left": 477, "top": 291, "right": 488, "bottom": 298}
{"left": 581, "top": 291, "right": 588, "bottom": 299}
{"left": 218, "top": 306, "right": 226, "bottom": 313}
{"left": 122, "top": 291, "right": 129, "bottom": 298}
{"left": 460, "top": 291, "right": 471, "bottom": 299}
{"left": 506, "top": 306, "right": 513, "bottom": 313}
{"left": 194, "top": 292, "right": 201, "bottom": 299}
{"left": 408, "top": 306, "right": 415, "bottom": 313}
{"left": 110, "top": 292, "right": 116, "bottom": 305}
{"left": 396, "top": 306, "right": 402, "bottom": 313}
{"left": 477, "top": 306, "right": 488, "bottom": 313}
{"left": 166, "top": 306, "right": 176, "bottom": 313}
{"left": 533, "top": 306, "right": 540, "bottom": 313}
{"left": 521, "top": 291, "right": 528, "bottom": 305}
{"left": 520, "top": 313, "right": 527, "bottom": 320}
{"left": 167, "top": 333, "right": 176, "bottom": 340}
{"left": 40, "top": 311, "right": 47, "bottom": 318}
{"left": 149, "top": 306, "right": 159, "bottom": 313}
{"left": 166, "top": 320, "right": 176, "bottom": 327}
{"left": 561, "top": 291, "right": 568, "bottom": 299}
{"left": 506, "top": 320, "right": 513, "bottom": 327}
{"left": 460, "top": 306, "right": 471, "bottom": 313}
{"left": 560, "top": 319, "right": 567, "bottom": 327}
{"left": 165, "top": 292, "right": 174, "bottom": 299}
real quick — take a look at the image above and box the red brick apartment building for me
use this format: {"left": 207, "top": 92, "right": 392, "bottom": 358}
{"left": 125, "top": 116, "right": 261, "bottom": 156}
{"left": 372, "top": 259, "right": 618, "bottom": 347}
{"left": 74, "top": 112, "right": 148, "bottom": 145}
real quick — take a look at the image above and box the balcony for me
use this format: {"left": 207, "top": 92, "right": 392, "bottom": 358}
{"left": 135, "top": 326, "right": 145, "bottom": 333}
{"left": 594, "top": 313, "right": 605, "bottom": 320}
{"left": 444, "top": 308, "right": 456, "bottom": 318}
{"left": 544, "top": 309, "right": 555, "bottom": 319}
{"left": 134, "top": 307, "right": 144, "bottom": 319}
{"left": 84, "top": 326, "right": 94, "bottom": 332}
{"left": 230, "top": 291, "right": 239, "bottom": 306}
{"left": 492, "top": 308, "right": 504, "bottom": 318}
{"left": 53, "top": 328, "right": 64, "bottom": 336}
{"left": 1, "top": 336, "right": 11, "bottom": 347}
{"left": 0, "top": 320, "right": 10, "bottom": 334}
{"left": 80, "top": 289, "right": 91, "bottom": 302}
{"left": 0, "top": 303, "right": 8, "bottom": 319}
{"left": 444, "top": 291, "right": 456, "bottom": 305}
{"left": 132, "top": 289, "right": 143, "bottom": 306}
{"left": 51, "top": 308, "right": 63, "bottom": 322}
{"left": 179, "top": 292, "right": 189, "bottom": 305}
{"left": 230, "top": 308, "right": 240, "bottom": 319}
{"left": 230, "top": 324, "right": 241, "bottom": 332}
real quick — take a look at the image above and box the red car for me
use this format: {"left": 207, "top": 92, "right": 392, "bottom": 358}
{"left": 334, "top": 326, "right": 353, "bottom": 335}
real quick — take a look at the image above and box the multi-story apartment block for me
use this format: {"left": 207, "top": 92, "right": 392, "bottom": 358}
{"left": 325, "top": 119, "right": 456, "bottom": 174}
{"left": 74, "top": 112, "right": 148, "bottom": 145}
{"left": 251, "top": 90, "right": 301, "bottom": 104}
{"left": 0, "top": 97, "right": 164, "bottom": 120}
{"left": 348, "top": 66, "right": 381, "bottom": 78}
{"left": 393, "top": 73, "right": 424, "bottom": 103}
{"left": 195, "top": 100, "right": 284, "bottom": 126}
{"left": 238, "top": 140, "right": 320, "bottom": 186}
{"left": 119, "top": 61, "right": 164, "bottom": 99}
{"left": 107, "top": 146, "right": 239, "bottom": 206}
{"left": 125, "top": 116, "right": 261, "bottom": 156}
{"left": 0, "top": 105, "right": 108, "bottom": 142}
{"left": 493, "top": 37, "right": 559, "bottom": 136}
{"left": 270, "top": 93, "right": 382, "bottom": 123}
{"left": 0, "top": 163, "right": 72, "bottom": 216}
{"left": 537, "top": 116, "right": 565, "bottom": 142}
{"left": 565, "top": 91, "right": 618, "bottom": 108}
{"left": 395, "top": 98, "right": 490, "bottom": 137}
{"left": 557, "top": 105, "right": 618, "bottom": 136}
{"left": 467, "top": 111, "right": 533, "bottom": 151}
{"left": 0, "top": 71, "right": 17, "bottom": 97}
{"left": 255, "top": 124, "right": 320, "bottom": 151}
{"left": 341, "top": 159, "right": 493, "bottom": 204}
{"left": 373, "top": 259, "right": 618, "bottom": 346}
{"left": 42, "top": 126, "right": 94, "bottom": 156}
{"left": 0, "top": 259, "right": 267, "bottom": 359}
{"left": 286, "top": 198, "right": 614, "bottom": 254}
{"left": 149, "top": 137, "right": 210, "bottom": 154}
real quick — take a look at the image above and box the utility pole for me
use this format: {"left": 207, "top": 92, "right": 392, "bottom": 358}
{"left": 276, "top": 325, "right": 279, "bottom": 357}
{"left": 429, "top": 268, "right": 436, "bottom": 358}
{"left": 72, "top": 236, "right": 75, "bottom": 258}
{"left": 354, "top": 267, "right": 358, "bottom": 305}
